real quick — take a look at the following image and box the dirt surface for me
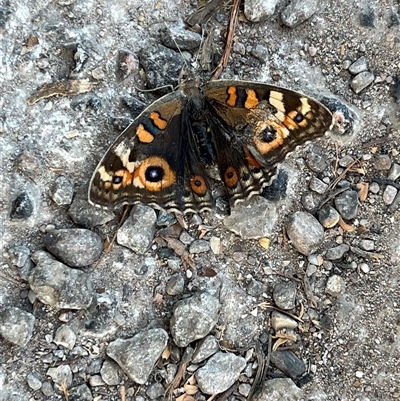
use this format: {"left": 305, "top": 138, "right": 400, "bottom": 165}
{"left": 1, "top": 0, "right": 400, "bottom": 400}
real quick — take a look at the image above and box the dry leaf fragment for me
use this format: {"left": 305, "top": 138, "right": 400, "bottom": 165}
{"left": 26, "top": 36, "right": 39, "bottom": 48}
{"left": 161, "top": 236, "right": 186, "bottom": 256}
{"left": 272, "top": 337, "right": 289, "bottom": 351}
{"left": 199, "top": 267, "right": 217, "bottom": 277}
{"left": 272, "top": 329, "right": 297, "bottom": 351}
{"left": 157, "top": 223, "right": 183, "bottom": 238}
{"left": 356, "top": 182, "right": 369, "bottom": 201}
{"left": 153, "top": 293, "right": 164, "bottom": 304}
{"left": 184, "top": 384, "right": 198, "bottom": 395}
{"left": 20, "top": 36, "right": 39, "bottom": 55}
{"left": 176, "top": 395, "right": 196, "bottom": 401}
{"left": 104, "top": 237, "right": 113, "bottom": 252}
{"left": 258, "top": 237, "right": 270, "bottom": 249}
{"left": 186, "top": 375, "right": 197, "bottom": 385}
{"left": 59, "top": 381, "right": 70, "bottom": 400}
{"left": 26, "top": 80, "right": 95, "bottom": 105}
{"left": 64, "top": 129, "right": 80, "bottom": 139}
{"left": 356, "top": 225, "right": 368, "bottom": 235}
{"left": 162, "top": 345, "right": 171, "bottom": 360}
{"left": 120, "top": 385, "right": 126, "bottom": 401}
{"left": 338, "top": 216, "right": 355, "bottom": 232}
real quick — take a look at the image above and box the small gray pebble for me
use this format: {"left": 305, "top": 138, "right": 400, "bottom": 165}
{"left": 47, "top": 365, "right": 73, "bottom": 388}
{"left": 0, "top": 307, "right": 35, "bottom": 346}
{"left": 369, "top": 182, "right": 380, "bottom": 194}
{"left": 339, "top": 155, "right": 355, "bottom": 167}
{"left": 166, "top": 273, "right": 185, "bottom": 296}
{"left": 286, "top": 211, "right": 325, "bottom": 255}
{"left": 281, "top": 0, "right": 319, "bottom": 28}
{"left": 309, "top": 176, "right": 328, "bottom": 194}
{"left": 192, "top": 335, "right": 220, "bottom": 364}
{"left": 44, "top": 228, "right": 102, "bottom": 267}
{"left": 383, "top": 185, "right": 398, "bottom": 205}
{"left": 233, "top": 41, "right": 246, "bottom": 55}
{"left": 343, "top": 59, "right": 352, "bottom": 69}
{"left": 146, "top": 382, "right": 165, "bottom": 399}
{"left": 350, "top": 71, "right": 374, "bottom": 93}
{"left": 325, "top": 275, "right": 345, "bottom": 296}
{"left": 89, "top": 375, "right": 105, "bottom": 387}
{"left": 69, "top": 383, "right": 92, "bottom": 401}
{"left": 253, "top": 378, "right": 303, "bottom": 399}
{"left": 305, "top": 146, "right": 327, "bottom": 172}
{"left": 250, "top": 44, "right": 269, "bottom": 63}
{"left": 189, "top": 239, "right": 210, "bottom": 254}
{"left": 195, "top": 352, "right": 246, "bottom": 395}
{"left": 244, "top": 0, "right": 279, "bottom": 22}
{"left": 170, "top": 292, "right": 221, "bottom": 347}
{"left": 54, "top": 325, "right": 77, "bottom": 350}
{"left": 373, "top": 155, "right": 392, "bottom": 170}
{"left": 106, "top": 328, "right": 168, "bottom": 384}
{"left": 8, "top": 245, "right": 30, "bottom": 267}
{"left": 359, "top": 239, "right": 374, "bottom": 251}
{"left": 156, "top": 210, "right": 177, "bottom": 227}
{"left": 50, "top": 176, "right": 74, "bottom": 206}
{"left": 239, "top": 383, "right": 252, "bottom": 397}
{"left": 273, "top": 281, "right": 297, "bottom": 310}
{"left": 301, "top": 192, "right": 320, "bottom": 212}
{"left": 349, "top": 56, "right": 368, "bottom": 74}
{"left": 318, "top": 204, "right": 340, "bottom": 228}
{"left": 100, "top": 359, "right": 120, "bottom": 386}
{"left": 334, "top": 190, "right": 359, "bottom": 220}
{"left": 325, "top": 244, "right": 350, "bottom": 260}
{"left": 179, "top": 231, "right": 195, "bottom": 245}
{"left": 27, "top": 373, "right": 42, "bottom": 391}
{"left": 29, "top": 251, "right": 94, "bottom": 309}
{"left": 388, "top": 163, "right": 400, "bottom": 181}
{"left": 161, "top": 27, "right": 202, "bottom": 50}
{"left": 41, "top": 381, "right": 53, "bottom": 397}
{"left": 117, "top": 204, "right": 157, "bottom": 254}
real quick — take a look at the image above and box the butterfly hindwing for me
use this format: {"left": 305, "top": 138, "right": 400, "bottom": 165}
{"left": 202, "top": 80, "right": 333, "bottom": 205}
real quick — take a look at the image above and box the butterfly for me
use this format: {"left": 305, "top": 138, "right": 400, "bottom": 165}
{"left": 88, "top": 80, "right": 333, "bottom": 214}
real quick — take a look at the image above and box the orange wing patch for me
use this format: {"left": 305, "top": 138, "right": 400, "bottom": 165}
{"left": 226, "top": 86, "right": 238, "bottom": 107}
{"left": 134, "top": 156, "right": 177, "bottom": 192}
{"left": 224, "top": 167, "right": 239, "bottom": 187}
{"left": 244, "top": 89, "right": 259, "bottom": 109}
{"left": 190, "top": 175, "right": 208, "bottom": 196}
{"left": 150, "top": 111, "right": 168, "bottom": 130}
{"left": 253, "top": 121, "right": 290, "bottom": 155}
{"left": 136, "top": 124, "right": 155, "bottom": 143}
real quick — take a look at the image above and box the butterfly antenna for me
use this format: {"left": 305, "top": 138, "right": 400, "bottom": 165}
{"left": 134, "top": 84, "right": 175, "bottom": 93}
{"left": 163, "top": 22, "right": 190, "bottom": 71}
{"left": 162, "top": 22, "right": 197, "bottom": 90}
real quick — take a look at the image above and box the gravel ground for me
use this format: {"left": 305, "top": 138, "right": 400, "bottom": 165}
{"left": 1, "top": 0, "right": 399, "bottom": 400}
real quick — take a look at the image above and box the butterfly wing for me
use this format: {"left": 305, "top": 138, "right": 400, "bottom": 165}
{"left": 202, "top": 80, "right": 333, "bottom": 204}
{"left": 89, "top": 90, "right": 214, "bottom": 213}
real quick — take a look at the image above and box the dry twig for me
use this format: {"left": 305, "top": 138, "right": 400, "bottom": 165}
{"left": 211, "top": 0, "right": 241, "bottom": 80}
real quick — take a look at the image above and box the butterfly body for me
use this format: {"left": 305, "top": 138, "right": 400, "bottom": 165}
{"left": 89, "top": 80, "right": 333, "bottom": 214}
